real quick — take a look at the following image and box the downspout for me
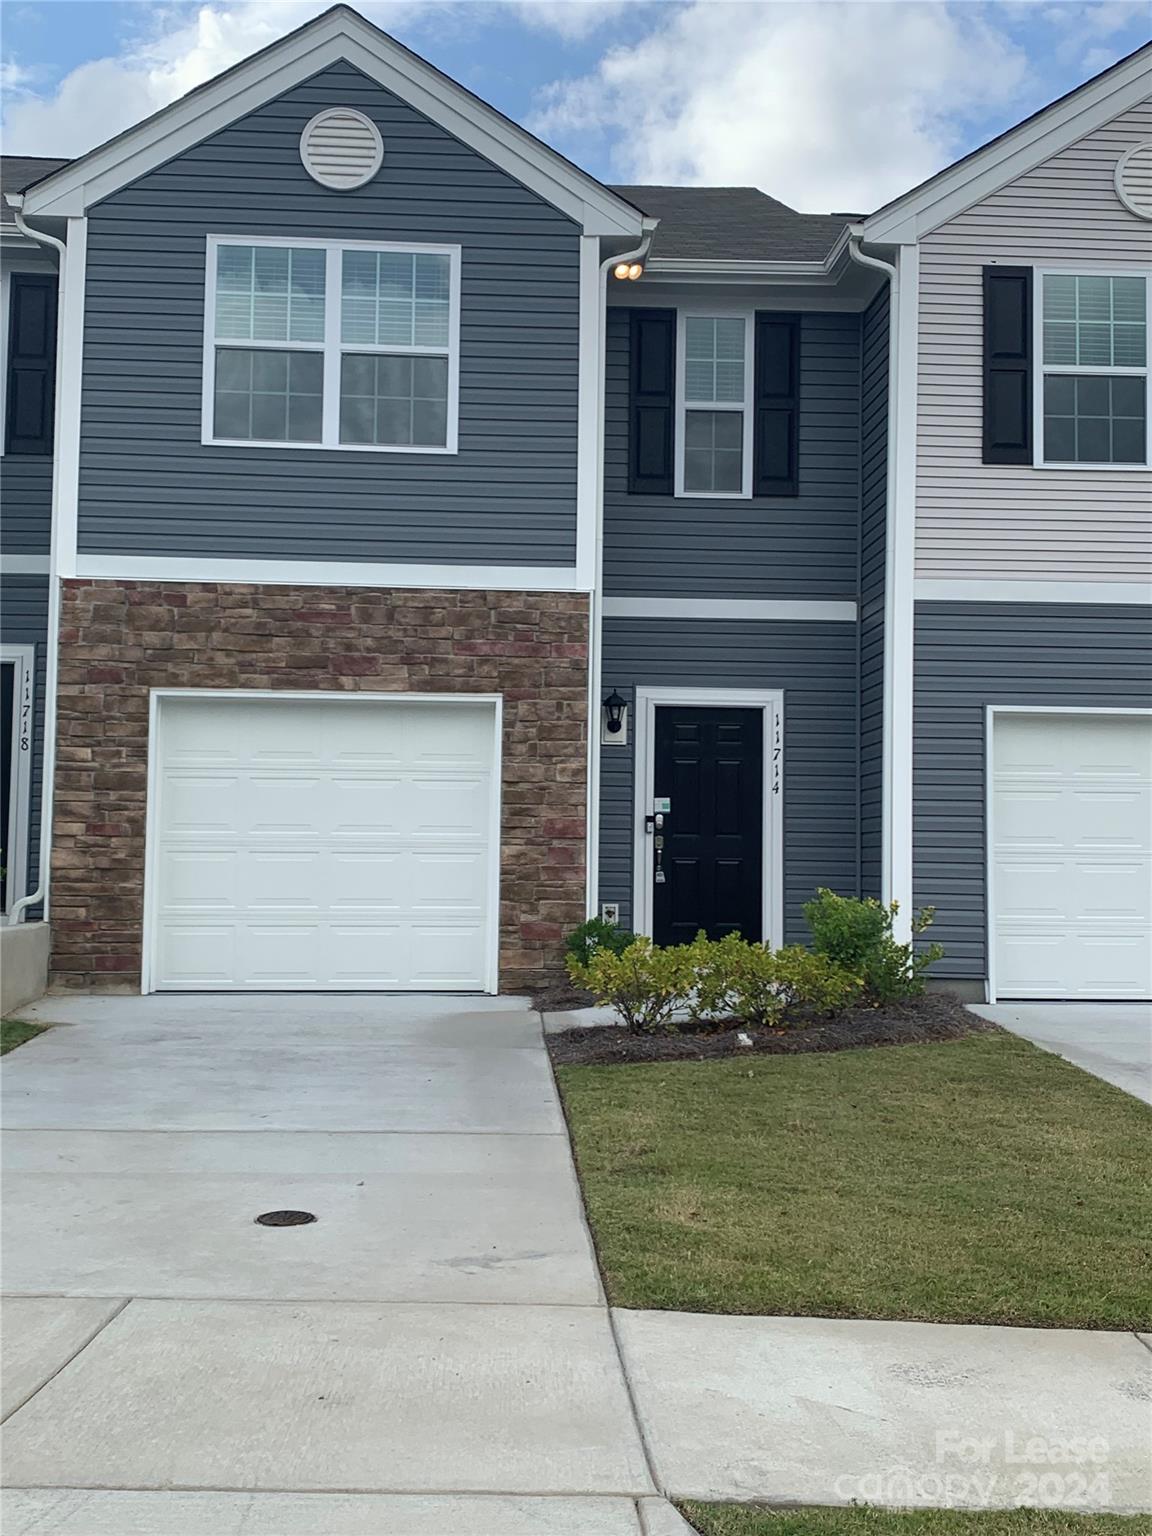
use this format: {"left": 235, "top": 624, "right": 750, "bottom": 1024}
{"left": 846, "top": 232, "right": 906, "bottom": 933}
{"left": 8, "top": 199, "right": 65, "bottom": 926}
{"left": 585, "top": 221, "right": 656, "bottom": 919}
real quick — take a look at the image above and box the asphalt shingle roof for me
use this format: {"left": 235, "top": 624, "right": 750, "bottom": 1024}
{"left": 0, "top": 156, "right": 73, "bottom": 226}
{"left": 610, "top": 185, "right": 855, "bottom": 263}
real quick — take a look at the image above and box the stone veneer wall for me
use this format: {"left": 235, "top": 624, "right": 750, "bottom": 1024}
{"left": 52, "top": 581, "right": 590, "bottom": 993}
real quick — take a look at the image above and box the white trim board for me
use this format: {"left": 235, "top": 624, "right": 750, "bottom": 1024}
{"left": 916, "top": 580, "right": 1152, "bottom": 605}
{"left": 73, "top": 554, "right": 592, "bottom": 594}
{"left": 53, "top": 216, "right": 86, "bottom": 579}
{"left": 1, "top": 556, "right": 51, "bottom": 576}
{"left": 630, "top": 686, "right": 784, "bottom": 947}
{"left": 1, "top": 644, "right": 35, "bottom": 918}
{"left": 604, "top": 597, "right": 857, "bottom": 622}
{"left": 19, "top": 10, "right": 645, "bottom": 238}
{"left": 864, "top": 44, "right": 1152, "bottom": 244}
{"left": 142, "top": 688, "right": 504, "bottom": 995}
{"left": 983, "top": 704, "right": 1152, "bottom": 1005}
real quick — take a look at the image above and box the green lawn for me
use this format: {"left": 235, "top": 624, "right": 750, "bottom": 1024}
{"left": 556, "top": 1032, "right": 1152, "bottom": 1328}
{"left": 0, "top": 1018, "right": 46, "bottom": 1054}
{"left": 678, "top": 1506, "right": 1150, "bottom": 1536}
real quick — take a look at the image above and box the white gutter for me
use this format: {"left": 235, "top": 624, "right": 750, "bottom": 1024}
{"left": 847, "top": 229, "right": 916, "bottom": 942}
{"left": 584, "top": 220, "right": 656, "bottom": 919}
{"left": 7, "top": 198, "right": 64, "bottom": 926}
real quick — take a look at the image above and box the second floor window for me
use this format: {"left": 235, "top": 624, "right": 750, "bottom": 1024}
{"left": 203, "top": 237, "right": 460, "bottom": 453}
{"left": 1040, "top": 273, "right": 1148, "bottom": 467}
{"left": 676, "top": 313, "right": 754, "bottom": 497}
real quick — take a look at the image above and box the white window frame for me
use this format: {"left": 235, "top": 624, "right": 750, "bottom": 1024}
{"left": 2, "top": 644, "right": 35, "bottom": 919}
{"left": 675, "top": 308, "right": 755, "bottom": 498}
{"left": 1033, "top": 266, "right": 1151, "bottom": 471}
{"left": 630, "top": 686, "right": 784, "bottom": 946}
{"left": 201, "top": 233, "right": 461, "bottom": 455}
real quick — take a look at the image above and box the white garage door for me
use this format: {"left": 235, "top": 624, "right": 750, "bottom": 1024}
{"left": 991, "top": 712, "right": 1152, "bottom": 1000}
{"left": 149, "top": 695, "right": 499, "bottom": 992}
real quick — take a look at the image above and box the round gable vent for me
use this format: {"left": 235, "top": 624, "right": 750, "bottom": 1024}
{"left": 1114, "top": 141, "right": 1152, "bottom": 220}
{"left": 300, "top": 108, "right": 383, "bottom": 190}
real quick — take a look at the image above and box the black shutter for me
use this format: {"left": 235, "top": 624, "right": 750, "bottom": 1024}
{"left": 5, "top": 274, "right": 57, "bottom": 456}
{"left": 753, "top": 313, "right": 799, "bottom": 496}
{"left": 628, "top": 308, "right": 674, "bottom": 494}
{"left": 982, "top": 266, "right": 1032, "bottom": 465}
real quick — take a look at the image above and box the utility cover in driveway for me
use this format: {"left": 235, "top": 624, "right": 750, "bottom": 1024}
{"left": 149, "top": 696, "right": 498, "bottom": 991}
{"left": 992, "top": 712, "right": 1152, "bottom": 1000}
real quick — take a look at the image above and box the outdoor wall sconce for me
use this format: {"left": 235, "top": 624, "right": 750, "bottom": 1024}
{"left": 601, "top": 689, "right": 628, "bottom": 745}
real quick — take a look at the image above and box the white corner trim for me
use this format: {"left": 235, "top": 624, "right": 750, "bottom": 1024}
{"left": 864, "top": 47, "right": 1152, "bottom": 244}
{"left": 21, "top": 15, "right": 644, "bottom": 237}
{"left": 141, "top": 688, "right": 504, "bottom": 995}
{"left": 603, "top": 596, "right": 858, "bottom": 622}
{"left": 1, "top": 555, "right": 51, "bottom": 576}
{"left": 916, "top": 579, "right": 1152, "bottom": 605}
{"left": 575, "top": 236, "right": 601, "bottom": 594}
{"left": 72, "top": 554, "right": 591, "bottom": 593}
{"left": 53, "top": 216, "right": 86, "bottom": 579}
{"left": 1, "top": 644, "right": 35, "bottom": 917}
{"left": 630, "top": 686, "right": 784, "bottom": 947}
{"left": 885, "top": 243, "right": 918, "bottom": 944}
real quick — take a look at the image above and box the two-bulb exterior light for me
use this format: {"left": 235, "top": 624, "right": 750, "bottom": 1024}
{"left": 612, "top": 262, "right": 644, "bottom": 281}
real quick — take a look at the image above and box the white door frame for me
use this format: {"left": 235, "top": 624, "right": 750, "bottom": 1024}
{"left": 631, "top": 686, "right": 784, "bottom": 945}
{"left": 984, "top": 704, "right": 1152, "bottom": 1004}
{"left": 143, "top": 688, "right": 504, "bottom": 995}
{"left": 1, "top": 644, "right": 36, "bottom": 920}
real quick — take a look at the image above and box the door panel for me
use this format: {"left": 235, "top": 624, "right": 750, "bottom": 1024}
{"left": 652, "top": 706, "right": 763, "bottom": 945}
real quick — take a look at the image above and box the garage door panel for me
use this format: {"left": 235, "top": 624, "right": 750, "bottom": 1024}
{"left": 993, "top": 713, "right": 1151, "bottom": 1001}
{"left": 151, "top": 698, "right": 498, "bottom": 991}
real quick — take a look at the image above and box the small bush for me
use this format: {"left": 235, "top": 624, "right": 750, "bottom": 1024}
{"left": 564, "top": 916, "right": 637, "bottom": 969}
{"left": 803, "top": 887, "right": 944, "bottom": 1001}
{"left": 685, "top": 930, "right": 745, "bottom": 1022}
{"left": 770, "top": 944, "right": 863, "bottom": 1018}
{"left": 567, "top": 936, "right": 694, "bottom": 1034}
{"left": 685, "top": 932, "right": 862, "bottom": 1029}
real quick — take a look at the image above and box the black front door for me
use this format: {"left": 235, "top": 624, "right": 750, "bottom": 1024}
{"left": 652, "top": 706, "right": 763, "bottom": 946}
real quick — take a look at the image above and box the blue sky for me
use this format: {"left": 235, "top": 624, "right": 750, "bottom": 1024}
{"left": 2, "top": 2, "right": 1148, "bottom": 212}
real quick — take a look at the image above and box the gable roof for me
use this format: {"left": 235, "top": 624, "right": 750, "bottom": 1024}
{"left": 611, "top": 186, "right": 852, "bottom": 263}
{"left": 16, "top": 5, "right": 646, "bottom": 238}
{"left": 863, "top": 40, "right": 1152, "bottom": 244}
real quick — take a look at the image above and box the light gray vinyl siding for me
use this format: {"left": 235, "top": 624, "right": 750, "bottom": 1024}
{"left": 859, "top": 288, "right": 888, "bottom": 899}
{"left": 79, "top": 61, "right": 580, "bottom": 567}
{"left": 599, "top": 617, "right": 859, "bottom": 940}
{"left": 916, "top": 98, "right": 1152, "bottom": 584}
{"left": 914, "top": 601, "right": 1152, "bottom": 980}
{"left": 1, "top": 573, "right": 48, "bottom": 902}
{"left": 0, "top": 457, "right": 52, "bottom": 554}
{"left": 603, "top": 310, "right": 861, "bottom": 598}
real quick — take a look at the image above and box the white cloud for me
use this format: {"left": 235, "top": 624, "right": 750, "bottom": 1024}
{"left": 528, "top": 0, "right": 1059, "bottom": 213}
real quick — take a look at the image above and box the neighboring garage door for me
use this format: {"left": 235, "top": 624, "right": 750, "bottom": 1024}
{"left": 148, "top": 695, "right": 499, "bottom": 992}
{"left": 991, "top": 711, "right": 1152, "bottom": 1000}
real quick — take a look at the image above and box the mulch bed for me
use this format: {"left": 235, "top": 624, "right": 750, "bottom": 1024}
{"left": 545, "top": 990, "right": 994, "bottom": 1066}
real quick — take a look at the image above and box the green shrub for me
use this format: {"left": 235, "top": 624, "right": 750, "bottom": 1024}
{"left": 686, "top": 932, "right": 862, "bottom": 1028}
{"left": 564, "top": 916, "right": 637, "bottom": 969}
{"left": 685, "top": 930, "right": 745, "bottom": 1022}
{"left": 770, "top": 944, "right": 863, "bottom": 1017}
{"left": 566, "top": 936, "right": 694, "bottom": 1034}
{"left": 803, "top": 887, "right": 944, "bottom": 1000}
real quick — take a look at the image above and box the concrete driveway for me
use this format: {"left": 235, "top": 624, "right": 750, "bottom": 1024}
{"left": 0, "top": 994, "right": 666, "bottom": 1534}
{"left": 973, "top": 1002, "right": 1152, "bottom": 1104}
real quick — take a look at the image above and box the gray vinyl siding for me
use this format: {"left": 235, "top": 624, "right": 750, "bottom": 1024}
{"left": 0, "top": 457, "right": 52, "bottom": 554}
{"left": 916, "top": 99, "right": 1152, "bottom": 584}
{"left": 1, "top": 573, "right": 48, "bottom": 902}
{"left": 603, "top": 309, "right": 861, "bottom": 598}
{"left": 914, "top": 601, "right": 1152, "bottom": 981}
{"left": 79, "top": 61, "right": 580, "bottom": 567}
{"left": 859, "top": 288, "right": 887, "bottom": 899}
{"left": 599, "top": 617, "right": 859, "bottom": 940}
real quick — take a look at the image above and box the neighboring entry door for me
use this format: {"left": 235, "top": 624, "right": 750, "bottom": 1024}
{"left": 652, "top": 706, "right": 763, "bottom": 946}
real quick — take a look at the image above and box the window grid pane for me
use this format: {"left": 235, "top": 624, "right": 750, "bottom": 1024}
{"left": 684, "top": 316, "right": 746, "bottom": 404}
{"left": 1042, "top": 274, "right": 1147, "bottom": 369}
{"left": 341, "top": 250, "right": 451, "bottom": 349}
{"left": 1043, "top": 373, "right": 1147, "bottom": 464}
{"left": 215, "top": 245, "right": 326, "bottom": 344}
{"left": 339, "top": 353, "right": 449, "bottom": 447}
{"left": 213, "top": 348, "right": 323, "bottom": 443}
{"left": 683, "top": 409, "right": 744, "bottom": 493}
